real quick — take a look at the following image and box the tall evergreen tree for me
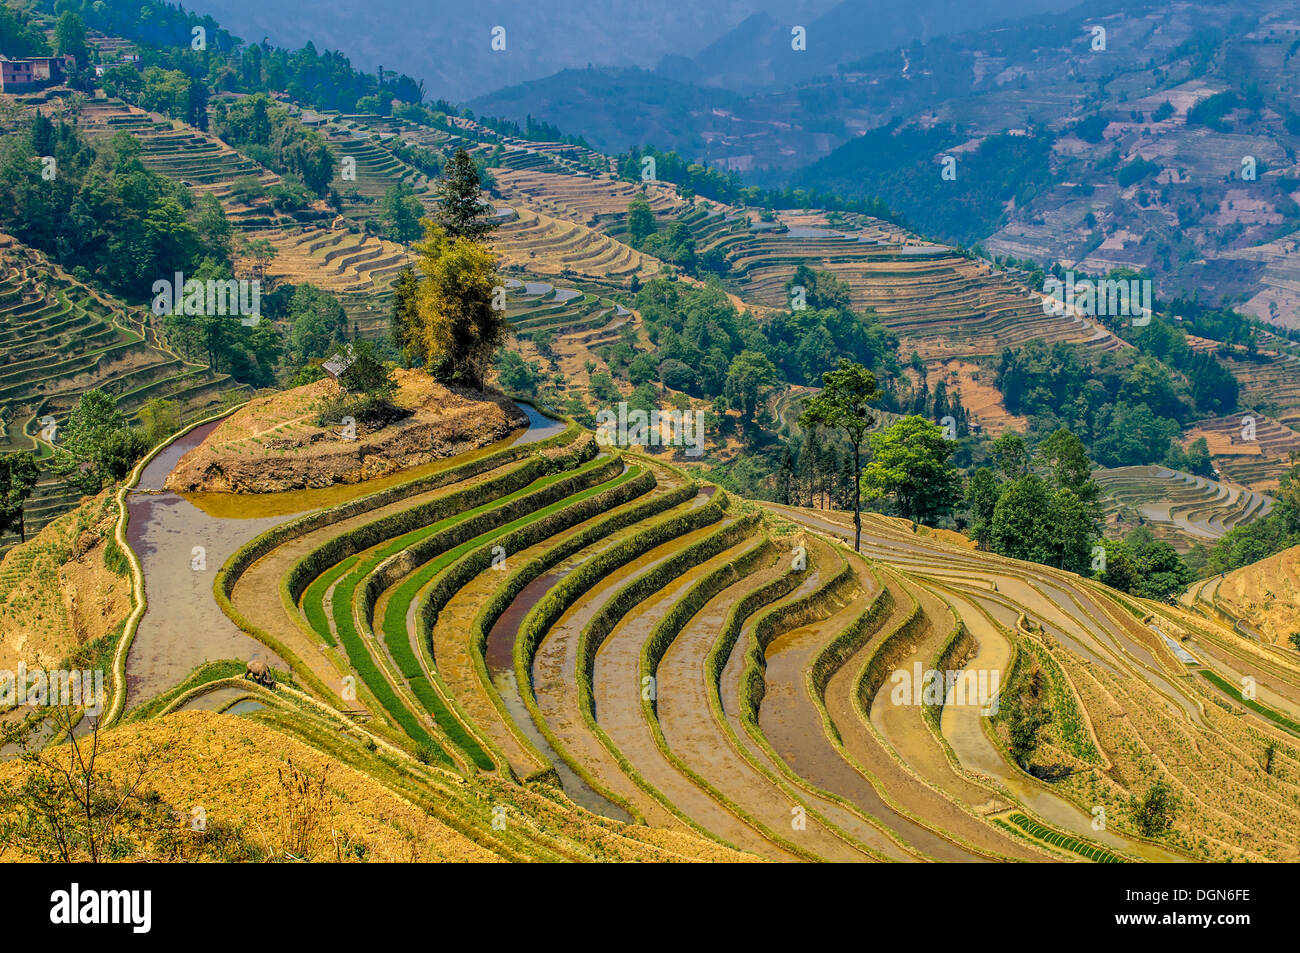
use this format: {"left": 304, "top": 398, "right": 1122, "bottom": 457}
{"left": 433, "top": 149, "right": 498, "bottom": 242}
{"left": 390, "top": 266, "right": 420, "bottom": 367}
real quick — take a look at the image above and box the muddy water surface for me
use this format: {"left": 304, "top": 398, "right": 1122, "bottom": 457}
{"left": 126, "top": 423, "right": 291, "bottom": 709}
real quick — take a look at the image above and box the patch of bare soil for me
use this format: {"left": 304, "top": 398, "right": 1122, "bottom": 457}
{"left": 934, "top": 360, "right": 1028, "bottom": 436}
{"left": 165, "top": 370, "right": 528, "bottom": 494}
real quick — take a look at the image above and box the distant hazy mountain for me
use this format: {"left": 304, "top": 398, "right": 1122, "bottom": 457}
{"left": 180, "top": 0, "right": 836, "bottom": 101}
{"left": 659, "top": 0, "right": 1079, "bottom": 90}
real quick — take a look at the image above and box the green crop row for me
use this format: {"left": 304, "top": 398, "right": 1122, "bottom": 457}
{"left": 514, "top": 490, "right": 731, "bottom": 687}
{"left": 216, "top": 420, "right": 580, "bottom": 613}
{"left": 286, "top": 459, "right": 543, "bottom": 605}
{"left": 1199, "top": 669, "right": 1300, "bottom": 736}
{"left": 998, "top": 812, "right": 1125, "bottom": 863}
{"left": 415, "top": 467, "right": 655, "bottom": 650}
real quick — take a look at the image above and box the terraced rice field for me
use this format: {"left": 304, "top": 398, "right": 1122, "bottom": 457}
{"left": 256, "top": 226, "right": 411, "bottom": 298}
{"left": 76, "top": 100, "right": 291, "bottom": 230}
{"left": 1217, "top": 348, "right": 1300, "bottom": 433}
{"left": 642, "top": 207, "right": 1122, "bottom": 361}
{"left": 0, "top": 234, "right": 240, "bottom": 553}
{"left": 1096, "top": 465, "right": 1273, "bottom": 552}
{"left": 494, "top": 168, "right": 682, "bottom": 225}
{"left": 494, "top": 205, "right": 659, "bottom": 285}
{"left": 503, "top": 279, "right": 630, "bottom": 339}
{"left": 110, "top": 392, "right": 1280, "bottom": 863}
{"left": 1183, "top": 413, "right": 1300, "bottom": 490}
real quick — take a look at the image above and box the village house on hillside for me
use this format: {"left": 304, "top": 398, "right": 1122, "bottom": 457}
{"left": 0, "top": 54, "right": 75, "bottom": 93}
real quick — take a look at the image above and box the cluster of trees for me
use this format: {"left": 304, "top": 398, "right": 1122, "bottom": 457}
{"left": 996, "top": 339, "right": 1231, "bottom": 470}
{"left": 48, "top": 391, "right": 152, "bottom": 496}
{"left": 1096, "top": 527, "right": 1194, "bottom": 601}
{"left": 213, "top": 95, "right": 335, "bottom": 198}
{"left": 626, "top": 268, "right": 900, "bottom": 433}
{"left": 0, "top": 453, "right": 40, "bottom": 543}
{"left": 0, "top": 4, "right": 50, "bottom": 56}
{"left": 389, "top": 150, "right": 509, "bottom": 390}
{"left": 0, "top": 116, "right": 233, "bottom": 301}
{"left": 378, "top": 183, "right": 425, "bottom": 245}
{"left": 48, "top": 0, "right": 423, "bottom": 113}
{"left": 964, "top": 431, "right": 1102, "bottom": 576}
{"left": 100, "top": 65, "right": 209, "bottom": 130}
{"left": 624, "top": 196, "right": 711, "bottom": 274}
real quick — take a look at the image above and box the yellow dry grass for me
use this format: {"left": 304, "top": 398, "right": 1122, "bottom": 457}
{"left": 1214, "top": 544, "right": 1300, "bottom": 646}
{"left": 0, "top": 493, "right": 129, "bottom": 671}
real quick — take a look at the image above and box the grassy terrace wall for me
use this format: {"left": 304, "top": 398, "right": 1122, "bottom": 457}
{"left": 641, "top": 539, "right": 775, "bottom": 719}
{"left": 413, "top": 467, "right": 655, "bottom": 644}
{"left": 286, "top": 434, "right": 599, "bottom": 606}
{"left": 739, "top": 552, "right": 856, "bottom": 728}
{"left": 467, "top": 480, "right": 696, "bottom": 769}
{"left": 513, "top": 489, "right": 730, "bottom": 687}
{"left": 853, "top": 588, "right": 926, "bottom": 718}
{"left": 213, "top": 420, "right": 580, "bottom": 708}
{"left": 359, "top": 454, "right": 623, "bottom": 628}
{"left": 574, "top": 514, "right": 758, "bottom": 721}
{"left": 216, "top": 421, "right": 579, "bottom": 607}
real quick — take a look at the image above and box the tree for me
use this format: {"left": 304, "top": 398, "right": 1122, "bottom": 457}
{"left": 338, "top": 339, "right": 396, "bottom": 400}
{"left": 777, "top": 446, "right": 796, "bottom": 505}
{"left": 1131, "top": 780, "right": 1177, "bottom": 837}
{"left": 861, "top": 415, "right": 960, "bottom": 527}
{"left": 990, "top": 474, "right": 1055, "bottom": 564}
{"left": 186, "top": 77, "right": 210, "bottom": 131}
{"left": 412, "top": 224, "right": 508, "bottom": 388}
{"left": 993, "top": 431, "right": 1029, "bottom": 479}
{"left": 286, "top": 284, "right": 348, "bottom": 366}
{"left": 2, "top": 708, "right": 161, "bottom": 863}
{"left": 1050, "top": 487, "right": 1096, "bottom": 574}
{"left": 0, "top": 452, "right": 39, "bottom": 542}
{"left": 390, "top": 266, "right": 421, "bottom": 366}
{"left": 1183, "top": 436, "right": 1213, "bottom": 477}
{"left": 54, "top": 12, "right": 87, "bottom": 65}
{"left": 626, "top": 194, "right": 656, "bottom": 247}
{"left": 136, "top": 398, "right": 181, "bottom": 447}
{"left": 800, "top": 359, "right": 881, "bottom": 551}
{"left": 724, "top": 350, "right": 778, "bottom": 428}
{"left": 380, "top": 183, "right": 425, "bottom": 245}
{"left": 50, "top": 391, "right": 147, "bottom": 494}
{"left": 432, "top": 149, "right": 497, "bottom": 242}
{"left": 965, "top": 466, "right": 1001, "bottom": 550}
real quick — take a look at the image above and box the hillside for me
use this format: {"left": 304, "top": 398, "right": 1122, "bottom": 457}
{"left": 6, "top": 0, "right": 1300, "bottom": 878}
{"left": 1192, "top": 543, "right": 1300, "bottom": 646}
{"left": 0, "top": 492, "right": 128, "bottom": 672}
{"left": 0, "top": 710, "right": 745, "bottom": 862}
